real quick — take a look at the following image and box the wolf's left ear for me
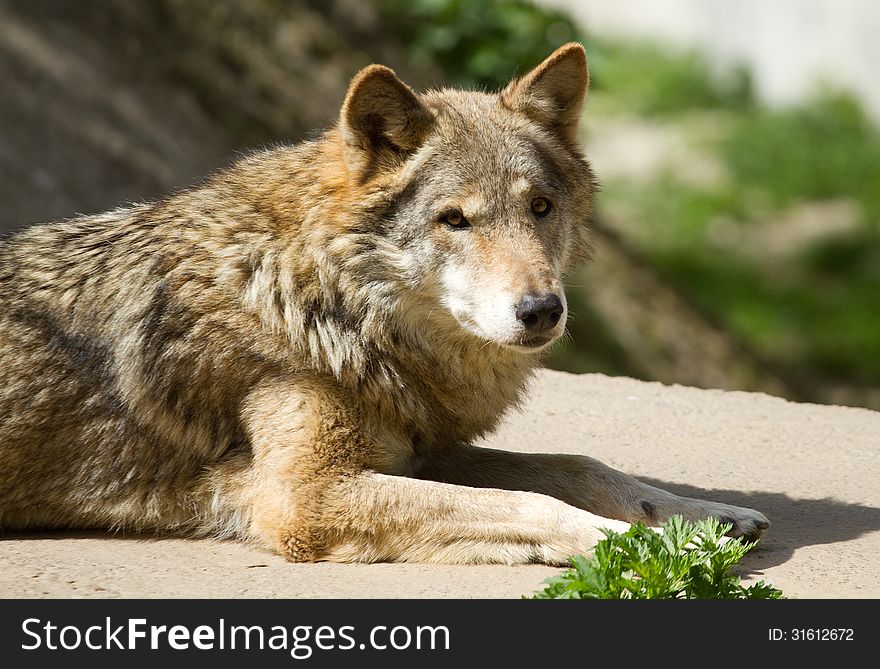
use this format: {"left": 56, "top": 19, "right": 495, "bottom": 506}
{"left": 339, "top": 65, "right": 434, "bottom": 181}
{"left": 501, "top": 43, "right": 588, "bottom": 146}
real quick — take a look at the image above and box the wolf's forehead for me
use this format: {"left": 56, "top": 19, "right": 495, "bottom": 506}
{"left": 429, "top": 93, "right": 532, "bottom": 150}
{"left": 398, "top": 90, "right": 574, "bottom": 208}
{"left": 421, "top": 96, "right": 562, "bottom": 182}
{"left": 425, "top": 129, "right": 565, "bottom": 195}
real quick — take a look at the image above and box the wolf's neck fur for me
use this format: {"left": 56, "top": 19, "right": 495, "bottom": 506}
{"left": 200, "top": 138, "right": 539, "bottom": 445}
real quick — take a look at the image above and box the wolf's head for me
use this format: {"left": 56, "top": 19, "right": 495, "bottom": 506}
{"left": 338, "top": 44, "right": 595, "bottom": 353}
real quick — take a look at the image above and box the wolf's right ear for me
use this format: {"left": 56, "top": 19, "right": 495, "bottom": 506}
{"left": 339, "top": 65, "right": 434, "bottom": 181}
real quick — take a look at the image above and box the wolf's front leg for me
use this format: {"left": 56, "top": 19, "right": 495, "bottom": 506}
{"left": 206, "top": 376, "right": 626, "bottom": 565}
{"left": 415, "top": 446, "right": 770, "bottom": 541}
{"left": 307, "top": 473, "right": 631, "bottom": 564}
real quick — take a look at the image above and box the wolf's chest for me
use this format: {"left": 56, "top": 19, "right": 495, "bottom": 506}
{"left": 378, "top": 349, "right": 534, "bottom": 448}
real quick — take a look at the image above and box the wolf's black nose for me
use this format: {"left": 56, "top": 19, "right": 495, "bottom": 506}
{"left": 515, "top": 293, "right": 564, "bottom": 333}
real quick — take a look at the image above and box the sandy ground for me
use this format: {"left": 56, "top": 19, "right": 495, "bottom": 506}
{"left": 2, "top": 370, "right": 878, "bottom": 599}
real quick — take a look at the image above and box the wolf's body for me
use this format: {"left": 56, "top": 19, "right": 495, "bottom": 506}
{"left": 0, "top": 45, "right": 768, "bottom": 564}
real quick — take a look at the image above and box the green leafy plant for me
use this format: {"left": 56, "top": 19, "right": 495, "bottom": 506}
{"left": 529, "top": 516, "right": 783, "bottom": 599}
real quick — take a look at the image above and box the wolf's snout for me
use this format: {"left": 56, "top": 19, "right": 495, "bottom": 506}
{"left": 515, "top": 293, "right": 564, "bottom": 334}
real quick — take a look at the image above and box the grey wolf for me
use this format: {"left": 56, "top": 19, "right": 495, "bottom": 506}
{"left": 0, "top": 44, "right": 768, "bottom": 563}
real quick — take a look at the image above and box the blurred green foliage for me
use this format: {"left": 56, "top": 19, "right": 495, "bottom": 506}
{"left": 722, "top": 94, "right": 880, "bottom": 219}
{"left": 378, "top": 0, "right": 579, "bottom": 89}
{"left": 586, "top": 39, "right": 753, "bottom": 115}
{"left": 379, "top": 0, "right": 750, "bottom": 110}
{"left": 608, "top": 94, "right": 880, "bottom": 384}
{"left": 649, "top": 242, "right": 880, "bottom": 384}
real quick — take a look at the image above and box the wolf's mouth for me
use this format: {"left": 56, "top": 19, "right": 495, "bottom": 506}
{"left": 517, "top": 335, "right": 554, "bottom": 350}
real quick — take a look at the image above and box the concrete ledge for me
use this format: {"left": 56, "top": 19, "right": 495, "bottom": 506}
{"left": 2, "top": 370, "right": 878, "bottom": 598}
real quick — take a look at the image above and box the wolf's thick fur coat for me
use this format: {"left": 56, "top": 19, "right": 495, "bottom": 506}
{"left": 0, "top": 45, "right": 768, "bottom": 564}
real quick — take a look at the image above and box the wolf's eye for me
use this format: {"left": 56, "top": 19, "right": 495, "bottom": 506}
{"left": 442, "top": 209, "right": 471, "bottom": 229}
{"left": 531, "top": 197, "right": 552, "bottom": 218}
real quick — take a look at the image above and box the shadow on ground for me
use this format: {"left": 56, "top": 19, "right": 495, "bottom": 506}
{"left": 638, "top": 477, "right": 880, "bottom": 575}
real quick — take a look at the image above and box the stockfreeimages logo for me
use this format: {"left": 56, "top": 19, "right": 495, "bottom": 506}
{"left": 21, "top": 618, "right": 450, "bottom": 659}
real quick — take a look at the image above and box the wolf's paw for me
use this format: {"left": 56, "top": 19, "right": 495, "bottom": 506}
{"left": 641, "top": 498, "right": 770, "bottom": 543}
{"left": 693, "top": 502, "right": 770, "bottom": 542}
{"left": 714, "top": 506, "right": 770, "bottom": 542}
